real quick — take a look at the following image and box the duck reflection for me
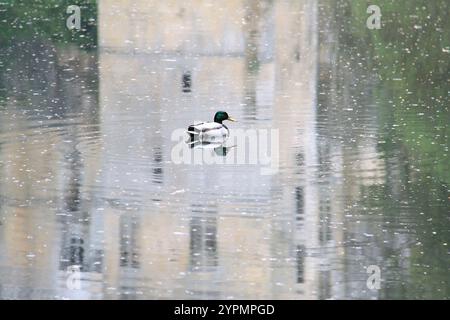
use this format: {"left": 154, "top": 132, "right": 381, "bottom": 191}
{"left": 213, "top": 145, "right": 234, "bottom": 156}
{"left": 187, "top": 140, "right": 236, "bottom": 157}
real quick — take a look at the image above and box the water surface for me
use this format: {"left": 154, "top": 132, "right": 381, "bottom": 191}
{"left": 0, "top": 0, "right": 449, "bottom": 299}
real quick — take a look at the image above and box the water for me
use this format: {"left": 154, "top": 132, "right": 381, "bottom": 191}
{"left": 0, "top": 0, "right": 449, "bottom": 299}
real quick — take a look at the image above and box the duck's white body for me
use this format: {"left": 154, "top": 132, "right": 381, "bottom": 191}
{"left": 187, "top": 121, "right": 229, "bottom": 144}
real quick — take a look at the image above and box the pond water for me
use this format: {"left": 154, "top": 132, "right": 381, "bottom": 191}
{"left": 0, "top": 0, "right": 448, "bottom": 299}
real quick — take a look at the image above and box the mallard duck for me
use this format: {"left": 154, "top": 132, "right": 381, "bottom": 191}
{"left": 187, "top": 111, "right": 236, "bottom": 145}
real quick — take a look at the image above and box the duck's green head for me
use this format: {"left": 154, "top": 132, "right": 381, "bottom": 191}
{"left": 214, "top": 111, "right": 236, "bottom": 124}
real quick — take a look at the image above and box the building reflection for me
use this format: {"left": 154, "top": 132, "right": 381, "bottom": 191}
{"left": 184, "top": 204, "right": 220, "bottom": 299}
{"left": 0, "top": 38, "right": 100, "bottom": 298}
{"left": 182, "top": 71, "right": 192, "bottom": 93}
{"left": 189, "top": 204, "right": 218, "bottom": 271}
{"left": 119, "top": 215, "right": 141, "bottom": 269}
{"left": 98, "top": 0, "right": 327, "bottom": 299}
{"left": 59, "top": 147, "right": 85, "bottom": 272}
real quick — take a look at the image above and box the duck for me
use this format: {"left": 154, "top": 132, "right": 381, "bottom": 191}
{"left": 187, "top": 111, "right": 236, "bottom": 145}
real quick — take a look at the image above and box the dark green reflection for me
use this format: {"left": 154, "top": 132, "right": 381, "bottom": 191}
{"left": 329, "top": 0, "right": 449, "bottom": 299}
{"left": 0, "top": 0, "right": 97, "bottom": 49}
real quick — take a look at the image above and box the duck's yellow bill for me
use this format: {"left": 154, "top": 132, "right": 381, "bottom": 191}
{"left": 228, "top": 117, "right": 237, "bottom": 122}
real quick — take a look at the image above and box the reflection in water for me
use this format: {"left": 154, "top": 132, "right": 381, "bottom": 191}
{"left": 0, "top": 0, "right": 449, "bottom": 300}
{"left": 182, "top": 71, "right": 192, "bottom": 93}
{"left": 187, "top": 140, "right": 235, "bottom": 158}
{"left": 190, "top": 205, "right": 218, "bottom": 271}
{"left": 152, "top": 146, "right": 164, "bottom": 184}
{"left": 296, "top": 245, "right": 305, "bottom": 284}
{"left": 120, "top": 215, "right": 140, "bottom": 269}
{"left": 213, "top": 146, "right": 235, "bottom": 156}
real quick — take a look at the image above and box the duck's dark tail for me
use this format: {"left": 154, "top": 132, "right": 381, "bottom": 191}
{"left": 187, "top": 126, "right": 200, "bottom": 142}
{"left": 186, "top": 126, "right": 201, "bottom": 149}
